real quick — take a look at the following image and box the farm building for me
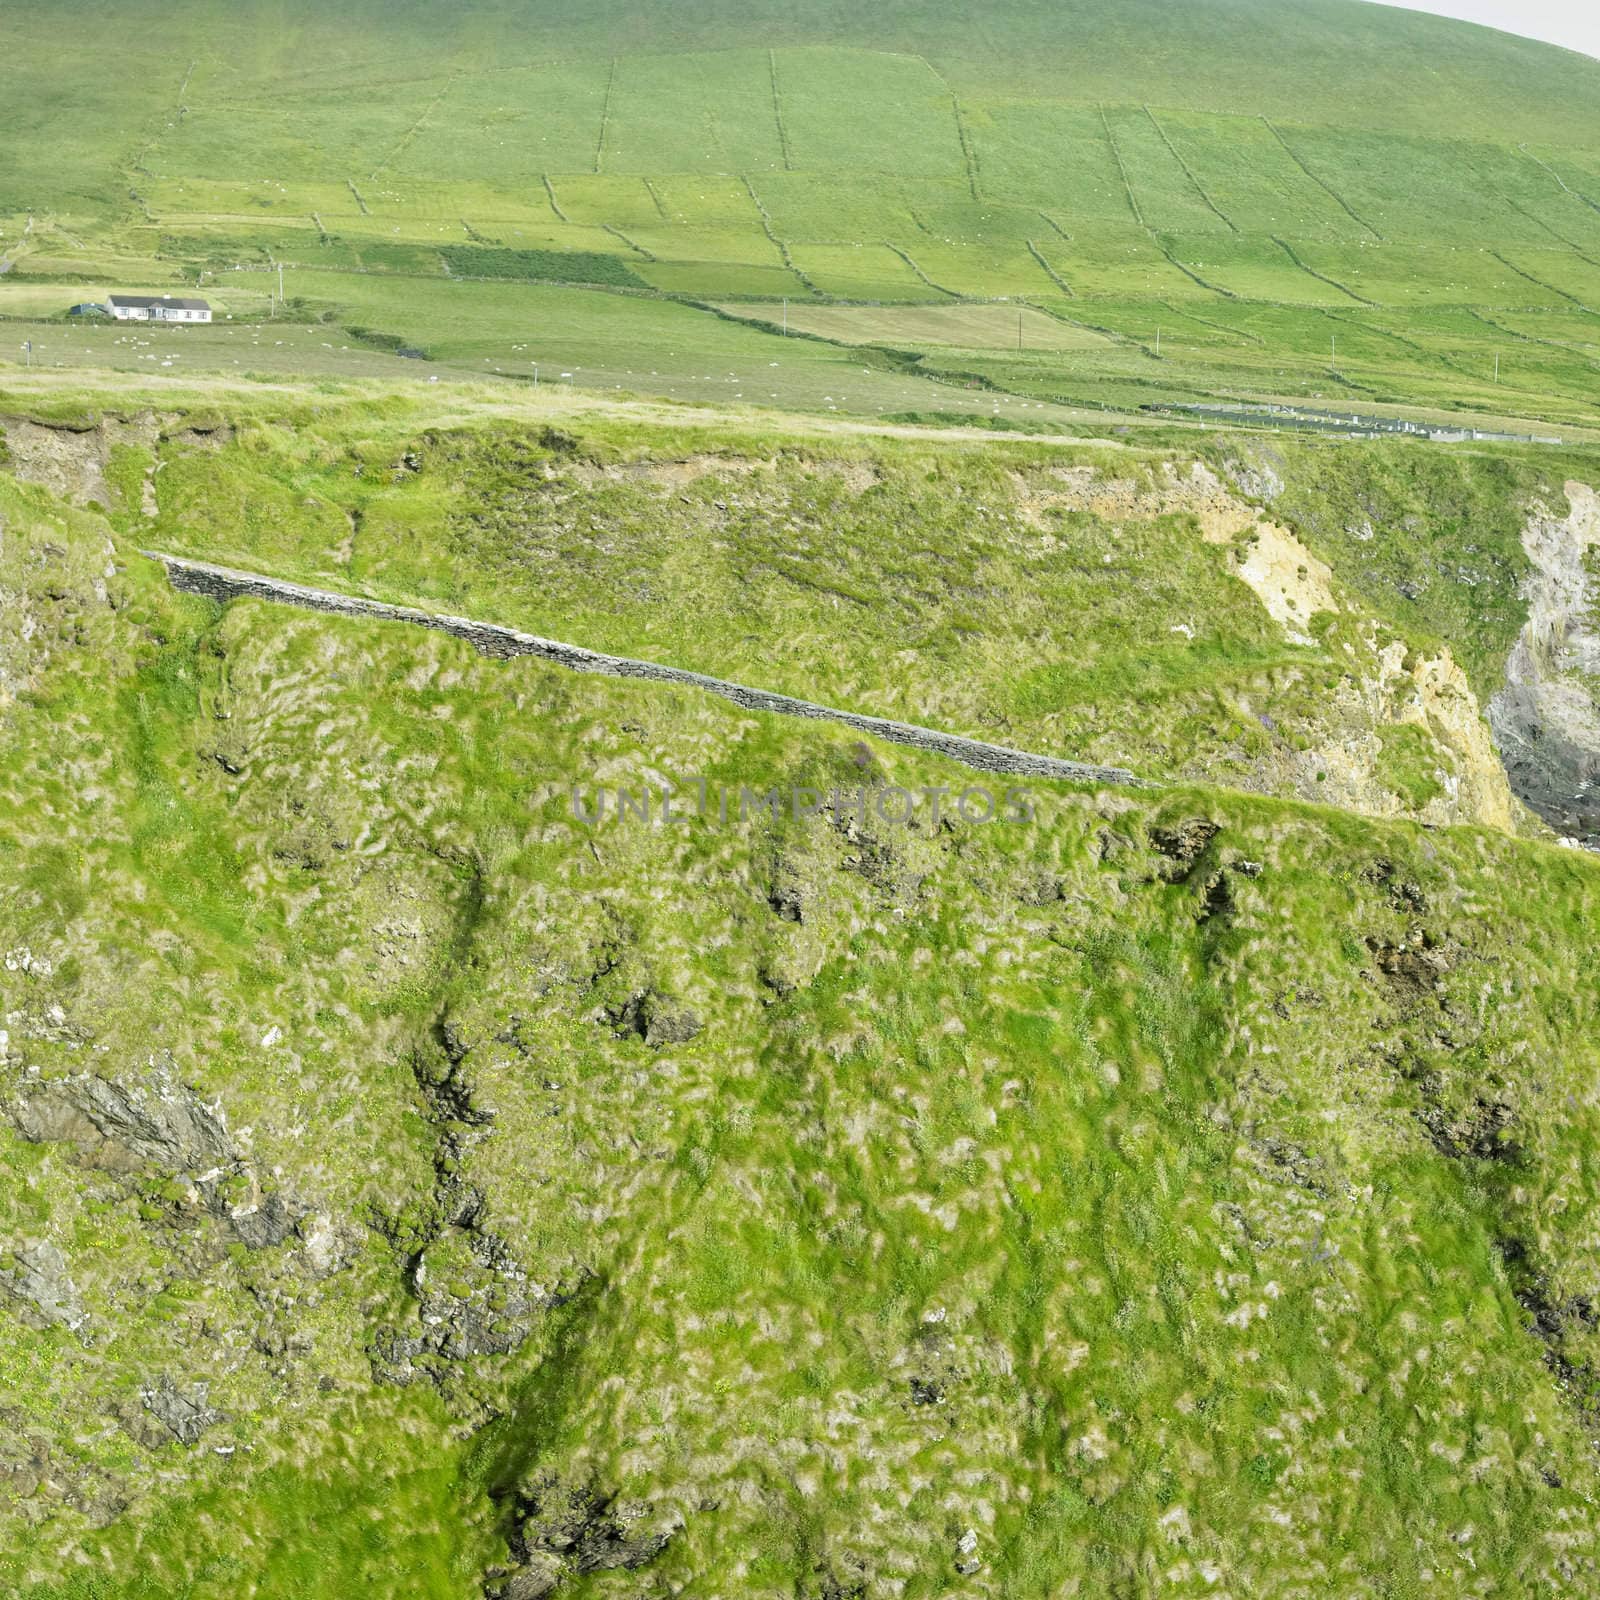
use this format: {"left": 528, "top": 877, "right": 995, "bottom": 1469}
{"left": 107, "top": 294, "right": 212, "bottom": 323}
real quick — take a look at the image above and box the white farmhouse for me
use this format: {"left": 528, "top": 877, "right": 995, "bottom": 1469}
{"left": 107, "top": 295, "right": 212, "bottom": 324}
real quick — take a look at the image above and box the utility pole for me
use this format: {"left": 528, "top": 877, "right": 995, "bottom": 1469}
{"left": 277, "top": 261, "right": 284, "bottom": 310}
{"left": 23, "top": 339, "right": 31, "bottom": 368}
{"left": 782, "top": 297, "right": 787, "bottom": 336}
{"left": 532, "top": 362, "right": 538, "bottom": 388}
{"left": 1494, "top": 352, "right": 1500, "bottom": 385}
{"left": 1155, "top": 326, "right": 1161, "bottom": 358}
{"left": 1331, "top": 334, "right": 1337, "bottom": 377}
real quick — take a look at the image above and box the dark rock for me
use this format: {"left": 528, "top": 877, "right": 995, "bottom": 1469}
{"left": 1197, "top": 870, "right": 1233, "bottom": 923}
{"left": 1148, "top": 819, "right": 1221, "bottom": 881}
{"left": 513, "top": 1480, "right": 673, "bottom": 1579}
{"left": 427, "top": 1295, "right": 535, "bottom": 1361}
{"left": 1017, "top": 871, "right": 1065, "bottom": 907}
{"left": 1252, "top": 1134, "right": 1333, "bottom": 1195}
{"left": 492, "top": 1554, "right": 565, "bottom": 1599}
{"left": 368, "top": 1325, "right": 427, "bottom": 1387}
{"left": 369, "top": 1241, "right": 550, "bottom": 1382}
{"left": 909, "top": 1376, "right": 945, "bottom": 1406}
{"left": 607, "top": 990, "right": 702, "bottom": 1049}
{"left": 643, "top": 1002, "right": 701, "bottom": 1048}
{"left": 1390, "top": 880, "right": 1428, "bottom": 915}
{"left": 1366, "top": 934, "right": 1449, "bottom": 998}
{"left": 413, "top": 1026, "right": 494, "bottom": 1127}
{"left": 224, "top": 1191, "right": 300, "bottom": 1250}
{"left": 1362, "top": 858, "right": 1425, "bottom": 912}
{"left": 768, "top": 882, "right": 804, "bottom": 922}
{"left": 573, "top": 1520, "right": 671, "bottom": 1574}
{"left": 1422, "top": 1095, "right": 1521, "bottom": 1164}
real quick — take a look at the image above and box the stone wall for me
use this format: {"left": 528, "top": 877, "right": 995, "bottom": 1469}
{"left": 147, "top": 551, "right": 1145, "bottom": 789}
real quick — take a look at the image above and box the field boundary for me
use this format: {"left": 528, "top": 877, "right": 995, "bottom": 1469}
{"left": 744, "top": 177, "right": 821, "bottom": 294}
{"left": 368, "top": 74, "right": 454, "bottom": 181}
{"left": 1490, "top": 249, "right": 1593, "bottom": 313}
{"left": 951, "top": 94, "right": 982, "bottom": 202}
{"left": 885, "top": 243, "right": 956, "bottom": 298}
{"left": 595, "top": 58, "right": 618, "bottom": 173}
{"left": 1099, "top": 106, "right": 1146, "bottom": 227}
{"left": 146, "top": 551, "right": 1144, "bottom": 789}
{"left": 1026, "top": 240, "right": 1075, "bottom": 298}
{"left": 1272, "top": 236, "right": 1373, "bottom": 305}
{"left": 1518, "top": 145, "right": 1600, "bottom": 219}
{"left": 769, "top": 51, "right": 795, "bottom": 171}
{"left": 1143, "top": 106, "right": 1237, "bottom": 233}
{"left": 1259, "top": 118, "right": 1383, "bottom": 240}
{"left": 542, "top": 174, "right": 572, "bottom": 223}
{"left": 603, "top": 223, "right": 655, "bottom": 260}
{"left": 1153, "top": 239, "right": 1235, "bottom": 299}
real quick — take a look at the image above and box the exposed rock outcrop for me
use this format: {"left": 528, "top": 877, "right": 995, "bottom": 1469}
{"left": 490, "top": 1479, "right": 675, "bottom": 1598}
{"left": 139, "top": 1377, "right": 222, "bottom": 1447}
{"left": 0, "top": 414, "right": 154, "bottom": 508}
{"left": 6, "top": 1063, "right": 306, "bottom": 1251}
{"left": 0, "top": 1241, "right": 85, "bottom": 1331}
{"left": 10, "top": 1067, "right": 232, "bottom": 1174}
{"left": 1489, "top": 482, "right": 1600, "bottom": 844}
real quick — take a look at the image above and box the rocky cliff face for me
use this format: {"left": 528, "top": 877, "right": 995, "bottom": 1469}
{"left": 1021, "top": 459, "right": 1521, "bottom": 830}
{"left": 1, "top": 407, "right": 1554, "bottom": 838}
{"left": 1490, "top": 482, "right": 1600, "bottom": 845}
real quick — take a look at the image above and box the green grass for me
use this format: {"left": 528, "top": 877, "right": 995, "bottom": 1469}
{"left": 8, "top": 401, "right": 1600, "bottom": 1595}
{"left": 6, "top": 0, "right": 1600, "bottom": 425}
{"left": 1376, "top": 721, "right": 1449, "bottom": 809}
{"left": 438, "top": 245, "right": 647, "bottom": 287}
{"left": 715, "top": 300, "right": 1112, "bottom": 349}
{"left": 66, "top": 388, "right": 1585, "bottom": 833}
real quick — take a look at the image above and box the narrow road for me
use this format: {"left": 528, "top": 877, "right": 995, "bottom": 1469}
{"left": 145, "top": 551, "right": 1145, "bottom": 788}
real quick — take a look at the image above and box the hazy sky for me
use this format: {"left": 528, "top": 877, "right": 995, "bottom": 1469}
{"left": 1366, "top": 0, "right": 1600, "bottom": 59}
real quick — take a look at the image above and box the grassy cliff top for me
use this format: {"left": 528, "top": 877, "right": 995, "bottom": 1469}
{"left": 5, "top": 397, "right": 1600, "bottom": 1595}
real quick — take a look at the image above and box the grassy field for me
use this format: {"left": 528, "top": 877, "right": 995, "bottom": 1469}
{"left": 3, "top": 0, "right": 1600, "bottom": 426}
{"left": 715, "top": 300, "right": 1112, "bottom": 350}
{"left": 8, "top": 371, "right": 1586, "bottom": 824}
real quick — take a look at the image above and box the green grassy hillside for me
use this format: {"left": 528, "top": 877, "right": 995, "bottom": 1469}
{"left": 5, "top": 384, "right": 1600, "bottom": 1597}
{"left": 8, "top": 7, "right": 1600, "bottom": 1594}
{"left": 4, "top": 0, "right": 1600, "bottom": 425}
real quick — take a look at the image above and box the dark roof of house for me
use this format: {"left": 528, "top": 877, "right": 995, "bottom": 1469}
{"left": 108, "top": 295, "right": 210, "bottom": 310}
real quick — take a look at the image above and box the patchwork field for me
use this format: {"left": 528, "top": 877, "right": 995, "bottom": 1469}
{"left": 2, "top": 2, "right": 1599, "bottom": 428}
